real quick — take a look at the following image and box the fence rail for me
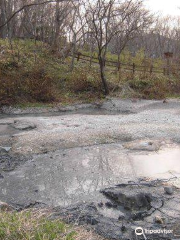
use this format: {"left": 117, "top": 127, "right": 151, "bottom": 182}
{"left": 74, "top": 52, "right": 180, "bottom": 76}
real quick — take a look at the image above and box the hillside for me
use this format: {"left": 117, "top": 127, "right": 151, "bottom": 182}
{"left": 0, "top": 39, "right": 179, "bottom": 108}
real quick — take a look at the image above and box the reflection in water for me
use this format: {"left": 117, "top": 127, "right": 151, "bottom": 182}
{"left": 1, "top": 144, "right": 180, "bottom": 207}
{"left": 130, "top": 148, "right": 180, "bottom": 177}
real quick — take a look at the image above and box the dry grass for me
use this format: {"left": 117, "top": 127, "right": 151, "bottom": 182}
{"left": 0, "top": 209, "right": 75, "bottom": 240}
{"left": 0, "top": 209, "right": 106, "bottom": 240}
{"left": 74, "top": 227, "right": 107, "bottom": 240}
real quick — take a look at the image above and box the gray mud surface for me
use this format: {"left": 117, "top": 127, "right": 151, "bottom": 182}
{"left": 0, "top": 98, "right": 180, "bottom": 239}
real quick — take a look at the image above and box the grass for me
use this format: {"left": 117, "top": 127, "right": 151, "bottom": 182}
{"left": 0, "top": 38, "right": 179, "bottom": 107}
{"left": 0, "top": 39, "right": 103, "bottom": 106}
{"left": 15, "top": 103, "right": 54, "bottom": 109}
{"left": 81, "top": 48, "right": 164, "bottom": 67}
{"left": 0, "top": 209, "right": 76, "bottom": 240}
{"left": 0, "top": 209, "right": 106, "bottom": 240}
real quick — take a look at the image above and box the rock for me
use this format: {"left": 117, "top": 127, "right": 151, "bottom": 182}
{"left": 164, "top": 186, "right": 174, "bottom": 195}
{"left": 102, "top": 186, "right": 154, "bottom": 211}
{"left": 154, "top": 216, "right": 164, "bottom": 224}
{"left": 0, "top": 146, "right": 11, "bottom": 153}
{"left": 12, "top": 120, "right": 36, "bottom": 130}
{"left": 0, "top": 201, "right": 13, "bottom": 211}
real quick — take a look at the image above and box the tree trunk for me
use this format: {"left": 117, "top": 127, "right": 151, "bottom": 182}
{"left": 53, "top": 0, "right": 60, "bottom": 51}
{"left": 117, "top": 53, "right": 121, "bottom": 70}
{"left": 99, "top": 56, "right": 109, "bottom": 95}
{"left": 89, "top": 40, "right": 94, "bottom": 69}
{"left": 70, "top": 34, "right": 76, "bottom": 71}
{"left": 0, "top": 0, "right": 7, "bottom": 38}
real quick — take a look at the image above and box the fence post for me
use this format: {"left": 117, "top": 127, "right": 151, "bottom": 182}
{"left": 133, "top": 63, "right": 135, "bottom": 75}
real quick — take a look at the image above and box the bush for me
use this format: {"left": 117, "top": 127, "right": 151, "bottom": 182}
{"left": 0, "top": 63, "right": 56, "bottom": 106}
{"left": 128, "top": 74, "right": 170, "bottom": 99}
{"left": 23, "top": 66, "right": 56, "bottom": 102}
{"left": 67, "top": 66, "right": 102, "bottom": 93}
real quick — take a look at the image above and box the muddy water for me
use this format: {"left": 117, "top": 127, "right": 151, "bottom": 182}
{"left": 0, "top": 108, "right": 129, "bottom": 120}
{"left": 130, "top": 147, "right": 180, "bottom": 177}
{"left": 0, "top": 144, "right": 180, "bottom": 208}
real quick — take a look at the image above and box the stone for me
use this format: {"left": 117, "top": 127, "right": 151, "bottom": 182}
{"left": 12, "top": 120, "right": 36, "bottom": 130}
{"left": 154, "top": 216, "right": 164, "bottom": 224}
{"left": 102, "top": 186, "right": 154, "bottom": 211}
{"left": 0, "top": 146, "right": 11, "bottom": 153}
{"left": 164, "top": 186, "right": 174, "bottom": 195}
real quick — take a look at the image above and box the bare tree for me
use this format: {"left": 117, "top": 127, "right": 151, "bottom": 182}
{"left": 84, "top": 0, "right": 117, "bottom": 94}
{"left": 84, "top": 0, "right": 152, "bottom": 95}
{"left": 68, "top": 0, "right": 87, "bottom": 71}
{"left": 111, "top": 1, "right": 153, "bottom": 69}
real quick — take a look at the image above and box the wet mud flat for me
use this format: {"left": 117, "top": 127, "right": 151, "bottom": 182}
{"left": 54, "top": 178, "right": 180, "bottom": 240}
{"left": 1, "top": 99, "right": 180, "bottom": 239}
{"left": 1, "top": 144, "right": 180, "bottom": 239}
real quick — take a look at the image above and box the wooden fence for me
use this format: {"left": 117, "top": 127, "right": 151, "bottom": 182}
{"left": 74, "top": 52, "right": 179, "bottom": 76}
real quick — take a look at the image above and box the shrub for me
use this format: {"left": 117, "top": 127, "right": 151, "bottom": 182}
{"left": 127, "top": 74, "right": 170, "bottom": 99}
{"left": 23, "top": 66, "right": 56, "bottom": 102}
{"left": 0, "top": 63, "right": 56, "bottom": 106}
{"left": 67, "top": 66, "right": 102, "bottom": 93}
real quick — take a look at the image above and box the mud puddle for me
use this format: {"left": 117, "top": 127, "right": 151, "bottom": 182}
{"left": 0, "top": 144, "right": 180, "bottom": 208}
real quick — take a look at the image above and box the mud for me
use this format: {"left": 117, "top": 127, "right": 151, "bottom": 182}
{"left": 53, "top": 179, "right": 180, "bottom": 240}
{"left": 0, "top": 99, "right": 180, "bottom": 239}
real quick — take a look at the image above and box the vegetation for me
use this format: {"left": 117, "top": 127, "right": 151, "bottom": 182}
{"left": 0, "top": 0, "right": 180, "bottom": 106}
{"left": 0, "top": 39, "right": 103, "bottom": 106}
{"left": 0, "top": 209, "right": 105, "bottom": 240}
{"left": 0, "top": 39, "right": 179, "bottom": 106}
{"left": 0, "top": 209, "right": 76, "bottom": 240}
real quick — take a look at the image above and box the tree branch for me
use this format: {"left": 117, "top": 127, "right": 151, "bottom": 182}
{"left": 0, "top": 0, "right": 71, "bottom": 29}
